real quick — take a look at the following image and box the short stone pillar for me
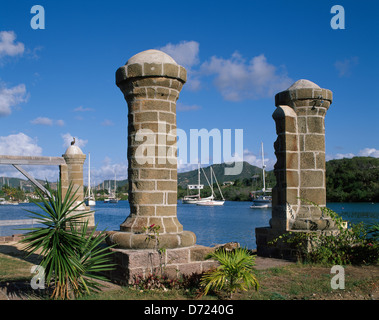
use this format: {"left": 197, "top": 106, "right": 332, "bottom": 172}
{"left": 61, "top": 144, "right": 95, "bottom": 227}
{"left": 256, "top": 79, "right": 336, "bottom": 259}
{"left": 107, "top": 49, "right": 196, "bottom": 249}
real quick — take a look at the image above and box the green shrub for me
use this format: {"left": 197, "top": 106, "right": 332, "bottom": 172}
{"left": 200, "top": 247, "right": 259, "bottom": 298}
{"left": 271, "top": 201, "right": 379, "bottom": 265}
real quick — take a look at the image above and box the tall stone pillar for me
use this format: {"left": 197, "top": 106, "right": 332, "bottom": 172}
{"left": 107, "top": 49, "right": 196, "bottom": 249}
{"left": 256, "top": 79, "right": 336, "bottom": 259}
{"left": 62, "top": 144, "right": 95, "bottom": 227}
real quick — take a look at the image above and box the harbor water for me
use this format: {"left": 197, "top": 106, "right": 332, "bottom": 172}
{"left": 1, "top": 201, "right": 378, "bottom": 249}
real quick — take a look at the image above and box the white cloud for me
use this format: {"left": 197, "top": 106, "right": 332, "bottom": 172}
{"left": 0, "top": 165, "right": 59, "bottom": 181}
{"left": 0, "top": 132, "right": 60, "bottom": 181}
{"left": 177, "top": 159, "right": 198, "bottom": 173}
{"left": 158, "top": 41, "right": 292, "bottom": 98}
{"left": 326, "top": 153, "right": 355, "bottom": 161}
{"left": 0, "top": 83, "right": 28, "bottom": 116}
{"left": 159, "top": 41, "right": 200, "bottom": 68}
{"left": 74, "top": 106, "right": 94, "bottom": 112}
{"left": 56, "top": 119, "right": 65, "bottom": 127}
{"left": 334, "top": 57, "right": 359, "bottom": 77}
{"left": 61, "top": 133, "right": 88, "bottom": 148}
{"left": 0, "top": 132, "right": 42, "bottom": 156}
{"left": 159, "top": 41, "right": 202, "bottom": 92}
{"left": 176, "top": 102, "right": 201, "bottom": 112}
{"left": 201, "top": 52, "right": 292, "bottom": 101}
{"left": 31, "top": 117, "right": 53, "bottom": 126}
{"left": 101, "top": 119, "right": 114, "bottom": 126}
{"left": 237, "top": 149, "right": 275, "bottom": 170}
{"left": 86, "top": 158, "right": 128, "bottom": 185}
{"left": 0, "top": 31, "right": 24, "bottom": 58}
{"left": 358, "top": 148, "right": 379, "bottom": 158}
{"left": 326, "top": 148, "right": 379, "bottom": 161}
{"left": 31, "top": 117, "right": 65, "bottom": 127}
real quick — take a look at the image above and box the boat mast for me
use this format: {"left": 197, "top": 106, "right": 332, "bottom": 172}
{"left": 114, "top": 173, "right": 117, "bottom": 197}
{"left": 212, "top": 166, "right": 225, "bottom": 200}
{"left": 210, "top": 166, "right": 214, "bottom": 197}
{"left": 198, "top": 163, "right": 201, "bottom": 198}
{"left": 86, "top": 152, "right": 91, "bottom": 198}
{"left": 261, "top": 142, "right": 266, "bottom": 193}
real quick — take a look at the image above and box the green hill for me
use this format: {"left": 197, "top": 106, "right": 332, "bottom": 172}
{"left": 177, "top": 162, "right": 275, "bottom": 201}
{"left": 326, "top": 156, "right": 379, "bottom": 202}
{"left": 177, "top": 161, "right": 272, "bottom": 188}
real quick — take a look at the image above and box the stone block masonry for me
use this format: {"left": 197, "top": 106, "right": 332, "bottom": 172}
{"left": 107, "top": 49, "right": 196, "bottom": 250}
{"left": 61, "top": 144, "right": 95, "bottom": 227}
{"left": 107, "top": 245, "right": 220, "bottom": 285}
{"left": 256, "top": 79, "right": 338, "bottom": 259}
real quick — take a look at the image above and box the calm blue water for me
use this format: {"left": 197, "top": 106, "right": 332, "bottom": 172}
{"left": 1, "top": 201, "right": 378, "bottom": 249}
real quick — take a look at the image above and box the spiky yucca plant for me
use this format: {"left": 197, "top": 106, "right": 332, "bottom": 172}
{"left": 20, "top": 181, "right": 114, "bottom": 299}
{"left": 200, "top": 247, "right": 259, "bottom": 298}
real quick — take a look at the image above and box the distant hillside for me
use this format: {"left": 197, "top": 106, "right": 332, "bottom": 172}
{"left": 95, "top": 179, "right": 128, "bottom": 190}
{"left": 3, "top": 157, "right": 377, "bottom": 203}
{"left": 0, "top": 177, "right": 56, "bottom": 191}
{"left": 177, "top": 161, "right": 274, "bottom": 189}
{"left": 326, "top": 156, "right": 379, "bottom": 202}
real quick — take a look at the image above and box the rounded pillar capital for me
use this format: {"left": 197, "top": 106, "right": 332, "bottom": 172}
{"left": 63, "top": 145, "right": 86, "bottom": 163}
{"left": 275, "top": 79, "right": 332, "bottom": 107}
{"left": 115, "top": 49, "right": 187, "bottom": 86}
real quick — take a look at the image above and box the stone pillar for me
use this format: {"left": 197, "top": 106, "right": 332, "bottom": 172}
{"left": 62, "top": 145, "right": 95, "bottom": 227}
{"left": 256, "top": 79, "right": 336, "bottom": 259}
{"left": 107, "top": 49, "right": 196, "bottom": 249}
{"left": 273, "top": 79, "right": 334, "bottom": 230}
{"left": 59, "top": 163, "right": 69, "bottom": 200}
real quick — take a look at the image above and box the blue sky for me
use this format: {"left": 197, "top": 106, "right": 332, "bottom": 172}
{"left": 0, "top": 0, "right": 378, "bottom": 185}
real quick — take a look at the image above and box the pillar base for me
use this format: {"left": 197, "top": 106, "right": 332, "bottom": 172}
{"left": 106, "top": 230, "right": 196, "bottom": 249}
{"left": 256, "top": 226, "right": 339, "bottom": 261}
{"left": 290, "top": 217, "right": 337, "bottom": 231}
{"left": 105, "top": 245, "right": 219, "bottom": 285}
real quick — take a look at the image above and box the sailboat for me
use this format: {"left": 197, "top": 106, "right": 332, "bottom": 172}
{"left": 84, "top": 152, "right": 96, "bottom": 207}
{"left": 250, "top": 142, "right": 272, "bottom": 209}
{"left": 196, "top": 166, "right": 225, "bottom": 206}
{"left": 109, "top": 174, "right": 119, "bottom": 203}
{"left": 183, "top": 163, "right": 208, "bottom": 204}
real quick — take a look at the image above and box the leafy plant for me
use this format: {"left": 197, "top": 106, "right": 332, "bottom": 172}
{"left": 143, "top": 224, "right": 162, "bottom": 251}
{"left": 200, "top": 247, "right": 259, "bottom": 298}
{"left": 132, "top": 273, "right": 181, "bottom": 291}
{"left": 19, "top": 181, "right": 115, "bottom": 299}
{"left": 270, "top": 200, "right": 379, "bottom": 265}
{"left": 366, "top": 222, "right": 379, "bottom": 242}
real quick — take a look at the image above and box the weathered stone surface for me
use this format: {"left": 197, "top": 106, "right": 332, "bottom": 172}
{"left": 190, "top": 245, "right": 215, "bottom": 261}
{"left": 258, "top": 79, "right": 337, "bottom": 259}
{"left": 105, "top": 246, "right": 219, "bottom": 284}
{"left": 300, "top": 170, "right": 324, "bottom": 188}
{"left": 110, "top": 49, "right": 197, "bottom": 256}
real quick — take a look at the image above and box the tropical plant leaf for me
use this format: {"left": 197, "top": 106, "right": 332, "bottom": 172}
{"left": 19, "top": 180, "right": 115, "bottom": 299}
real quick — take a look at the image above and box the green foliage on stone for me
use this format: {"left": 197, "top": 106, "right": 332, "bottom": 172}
{"left": 271, "top": 201, "right": 379, "bottom": 265}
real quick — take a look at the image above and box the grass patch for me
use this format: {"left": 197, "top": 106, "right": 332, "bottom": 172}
{"left": 1, "top": 249, "right": 377, "bottom": 300}
{"left": 0, "top": 253, "right": 33, "bottom": 282}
